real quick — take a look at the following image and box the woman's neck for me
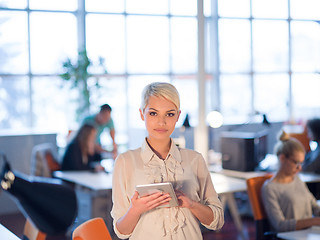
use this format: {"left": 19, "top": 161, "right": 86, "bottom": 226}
{"left": 274, "top": 170, "right": 295, "bottom": 183}
{"left": 146, "top": 138, "right": 171, "bottom": 160}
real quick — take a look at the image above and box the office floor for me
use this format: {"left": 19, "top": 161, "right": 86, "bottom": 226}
{"left": 0, "top": 210, "right": 255, "bottom": 240}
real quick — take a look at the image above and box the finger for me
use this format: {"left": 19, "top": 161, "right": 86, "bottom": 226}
{"left": 145, "top": 191, "right": 164, "bottom": 200}
{"left": 148, "top": 196, "right": 172, "bottom": 209}
{"left": 132, "top": 191, "right": 139, "bottom": 200}
{"left": 149, "top": 194, "right": 171, "bottom": 206}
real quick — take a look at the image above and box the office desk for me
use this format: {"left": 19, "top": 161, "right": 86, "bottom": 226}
{"left": 53, "top": 171, "right": 114, "bottom": 237}
{"left": 214, "top": 168, "right": 320, "bottom": 183}
{"left": 277, "top": 226, "right": 320, "bottom": 240}
{"left": 0, "top": 224, "right": 20, "bottom": 240}
{"left": 54, "top": 171, "right": 113, "bottom": 190}
{"left": 211, "top": 173, "right": 247, "bottom": 238}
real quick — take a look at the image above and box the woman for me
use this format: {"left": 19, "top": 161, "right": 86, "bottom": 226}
{"left": 61, "top": 123, "right": 99, "bottom": 171}
{"left": 261, "top": 130, "right": 320, "bottom": 233}
{"left": 111, "top": 82, "right": 224, "bottom": 239}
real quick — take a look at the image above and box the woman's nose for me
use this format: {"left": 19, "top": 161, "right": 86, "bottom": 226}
{"left": 158, "top": 116, "right": 166, "bottom": 125}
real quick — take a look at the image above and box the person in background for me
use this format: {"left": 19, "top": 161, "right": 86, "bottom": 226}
{"left": 261, "top": 130, "right": 320, "bottom": 233}
{"left": 303, "top": 118, "right": 320, "bottom": 174}
{"left": 111, "top": 82, "right": 224, "bottom": 239}
{"left": 61, "top": 124, "right": 103, "bottom": 171}
{"left": 82, "top": 104, "right": 117, "bottom": 160}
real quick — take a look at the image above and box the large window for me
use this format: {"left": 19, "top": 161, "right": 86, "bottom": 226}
{"left": 216, "top": 0, "right": 320, "bottom": 123}
{"left": 0, "top": 0, "right": 198, "bottom": 151}
{"left": 1, "top": 0, "right": 320, "bottom": 150}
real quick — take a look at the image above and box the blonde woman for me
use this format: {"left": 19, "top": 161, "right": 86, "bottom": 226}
{"left": 262, "top": 130, "right": 320, "bottom": 232}
{"left": 111, "top": 82, "right": 224, "bottom": 239}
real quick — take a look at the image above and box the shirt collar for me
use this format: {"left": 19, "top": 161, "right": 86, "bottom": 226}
{"left": 141, "top": 138, "right": 182, "bottom": 164}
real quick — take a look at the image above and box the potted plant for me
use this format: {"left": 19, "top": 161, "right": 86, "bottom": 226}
{"left": 60, "top": 49, "right": 107, "bottom": 121}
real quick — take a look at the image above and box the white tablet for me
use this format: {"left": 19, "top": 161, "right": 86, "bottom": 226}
{"left": 136, "top": 182, "right": 179, "bottom": 208}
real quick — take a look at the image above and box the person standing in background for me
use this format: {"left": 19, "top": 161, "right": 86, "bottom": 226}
{"left": 82, "top": 104, "right": 117, "bottom": 160}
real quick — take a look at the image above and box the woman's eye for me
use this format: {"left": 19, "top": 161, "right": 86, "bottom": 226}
{"left": 149, "top": 112, "right": 157, "bottom": 116}
{"left": 167, "top": 112, "right": 175, "bottom": 117}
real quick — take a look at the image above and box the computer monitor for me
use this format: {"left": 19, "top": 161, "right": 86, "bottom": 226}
{"left": 220, "top": 130, "right": 268, "bottom": 172}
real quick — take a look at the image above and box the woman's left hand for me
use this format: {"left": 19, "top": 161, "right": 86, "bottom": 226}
{"left": 176, "top": 190, "right": 195, "bottom": 209}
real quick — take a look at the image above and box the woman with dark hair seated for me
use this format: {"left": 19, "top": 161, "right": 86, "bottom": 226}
{"left": 61, "top": 124, "right": 103, "bottom": 171}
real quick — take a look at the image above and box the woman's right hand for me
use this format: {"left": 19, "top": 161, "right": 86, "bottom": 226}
{"left": 130, "top": 191, "right": 171, "bottom": 215}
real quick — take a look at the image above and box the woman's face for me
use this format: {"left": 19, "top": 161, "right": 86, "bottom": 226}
{"left": 281, "top": 150, "right": 305, "bottom": 176}
{"left": 87, "top": 128, "right": 97, "bottom": 155}
{"left": 140, "top": 96, "right": 180, "bottom": 142}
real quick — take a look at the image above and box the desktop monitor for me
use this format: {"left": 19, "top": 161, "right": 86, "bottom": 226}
{"left": 220, "top": 130, "right": 268, "bottom": 172}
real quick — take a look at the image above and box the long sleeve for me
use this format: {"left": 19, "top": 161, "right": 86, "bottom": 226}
{"left": 261, "top": 182, "right": 296, "bottom": 232}
{"left": 261, "top": 176, "right": 316, "bottom": 232}
{"left": 111, "top": 153, "right": 132, "bottom": 239}
{"left": 190, "top": 152, "right": 224, "bottom": 230}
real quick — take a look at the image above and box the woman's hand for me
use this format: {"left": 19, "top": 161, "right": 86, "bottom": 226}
{"left": 176, "top": 190, "right": 195, "bottom": 209}
{"left": 116, "top": 191, "right": 170, "bottom": 235}
{"left": 176, "top": 190, "right": 214, "bottom": 225}
{"left": 130, "top": 191, "right": 171, "bottom": 215}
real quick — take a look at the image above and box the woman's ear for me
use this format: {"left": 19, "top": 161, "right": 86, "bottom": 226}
{"left": 139, "top": 108, "right": 144, "bottom": 121}
{"left": 279, "top": 154, "right": 286, "bottom": 164}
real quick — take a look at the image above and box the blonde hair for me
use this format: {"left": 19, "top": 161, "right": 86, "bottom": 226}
{"left": 140, "top": 82, "right": 180, "bottom": 112}
{"left": 274, "top": 130, "right": 305, "bottom": 157}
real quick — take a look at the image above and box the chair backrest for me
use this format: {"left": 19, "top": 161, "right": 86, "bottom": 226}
{"left": 23, "top": 219, "right": 46, "bottom": 240}
{"left": 288, "top": 131, "right": 310, "bottom": 152}
{"left": 31, "top": 143, "right": 60, "bottom": 177}
{"left": 246, "top": 174, "right": 273, "bottom": 240}
{"left": 72, "top": 217, "right": 112, "bottom": 240}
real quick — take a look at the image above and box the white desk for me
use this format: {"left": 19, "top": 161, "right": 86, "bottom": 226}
{"left": 53, "top": 171, "right": 114, "bottom": 237}
{"left": 214, "top": 168, "right": 320, "bottom": 184}
{"left": 211, "top": 173, "right": 247, "bottom": 238}
{"left": 277, "top": 226, "right": 320, "bottom": 240}
{"left": 54, "top": 171, "right": 113, "bottom": 190}
{"left": 0, "top": 224, "right": 20, "bottom": 240}
{"left": 299, "top": 172, "right": 320, "bottom": 183}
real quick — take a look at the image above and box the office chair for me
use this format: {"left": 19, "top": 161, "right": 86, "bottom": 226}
{"left": 72, "top": 217, "right": 112, "bottom": 240}
{"left": 23, "top": 219, "right": 46, "bottom": 240}
{"left": 30, "top": 143, "right": 60, "bottom": 177}
{"left": 246, "top": 175, "right": 278, "bottom": 240}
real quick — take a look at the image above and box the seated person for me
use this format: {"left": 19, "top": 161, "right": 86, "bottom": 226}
{"left": 303, "top": 118, "right": 320, "bottom": 174}
{"left": 61, "top": 124, "right": 103, "bottom": 171}
{"left": 261, "top": 130, "right": 320, "bottom": 233}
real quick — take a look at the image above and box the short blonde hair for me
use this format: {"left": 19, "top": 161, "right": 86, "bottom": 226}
{"left": 140, "top": 82, "right": 180, "bottom": 112}
{"left": 274, "top": 130, "right": 305, "bottom": 157}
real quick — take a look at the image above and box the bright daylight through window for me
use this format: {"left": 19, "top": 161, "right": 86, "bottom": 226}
{"left": 0, "top": 0, "right": 320, "bottom": 150}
